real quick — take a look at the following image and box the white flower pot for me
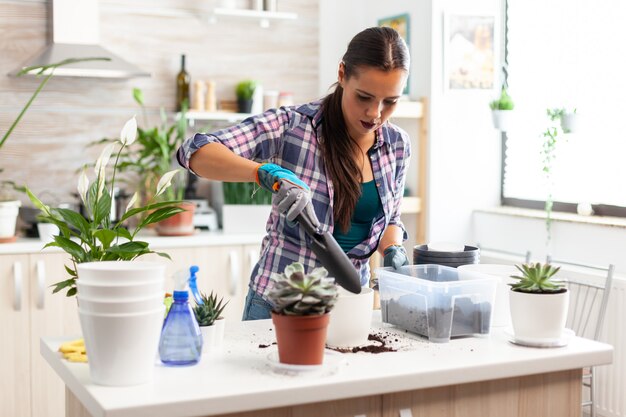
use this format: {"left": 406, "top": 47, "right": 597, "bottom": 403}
{"left": 199, "top": 318, "right": 225, "bottom": 354}
{"left": 37, "top": 222, "right": 60, "bottom": 243}
{"left": 0, "top": 200, "right": 21, "bottom": 240}
{"left": 509, "top": 289, "right": 569, "bottom": 340}
{"left": 326, "top": 287, "right": 374, "bottom": 348}
{"left": 77, "top": 261, "right": 166, "bottom": 285}
{"left": 560, "top": 112, "right": 579, "bottom": 133}
{"left": 491, "top": 110, "right": 513, "bottom": 131}
{"left": 78, "top": 306, "right": 164, "bottom": 386}
{"left": 222, "top": 204, "right": 271, "bottom": 234}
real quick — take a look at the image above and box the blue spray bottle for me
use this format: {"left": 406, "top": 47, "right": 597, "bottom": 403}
{"left": 159, "top": 266, "right": 203, "bottom": 365}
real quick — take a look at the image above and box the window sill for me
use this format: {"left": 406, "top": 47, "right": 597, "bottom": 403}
{"left": 475, "top": 206, "right": 626, "bottom": 230}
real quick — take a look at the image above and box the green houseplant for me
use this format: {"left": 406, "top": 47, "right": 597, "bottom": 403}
{"left": 1, "top": 58, "right": 109, "bottom": 242}
{"left": 235, "top": 80, "right": 257, "bottom": 113}
{"left": 509, "top": 262, "right": 569, "bottom": 342}
{"left": 194, "top": 291, "right": 229, "bottom": 353}
{"left": 222, "top": 182, "right": 272, "bottom": 234}
{"left": 267, "top": 262, "right": 338, "bottom": 365}
{"left": 22, "top": 115, "right": 184, "bottom": 297}
{"left": 489, "top": 86, "right": 515, "bottom": 131}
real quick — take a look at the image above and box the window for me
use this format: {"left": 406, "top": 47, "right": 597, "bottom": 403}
{"left": 502, "top": 0, "right": 626, "bottom": 216}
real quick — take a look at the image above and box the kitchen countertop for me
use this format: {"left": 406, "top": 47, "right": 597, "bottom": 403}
{"left": 0, "top": 230, "right": 265, "bottom": 255}
{"left": 42, "top": 312, "right": 613, "bottom": 417}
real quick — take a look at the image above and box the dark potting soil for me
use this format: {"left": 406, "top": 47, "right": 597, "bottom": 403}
{"left": 326, "top": 332, "right": 397, "bottom": 354}
{"left": 381, "top": 295, "right": 491, "bottom": 340}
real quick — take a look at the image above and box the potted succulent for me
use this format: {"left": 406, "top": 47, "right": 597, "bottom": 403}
{"left": 547, "top": 107, "right": 579, "bottom": 134}
{"left": 221, "top": 182, "right": 272, "bottom": 234}
{"left": 489, "top": 86, "right": 515, "bottom": 131}
{"left": 509, "top": 262, "right": 569, "bottom": 341}
{"left": 267, "top": 262, "right": 338, "bottom": 365}
{"left": 193, "top": 291, "right": 229, "bottom": 353}
{"left": 1, "top": 58, "right": 108, "bottom": 243}
{"left": 235, "top": 80, "right": 257, "bottom": 113}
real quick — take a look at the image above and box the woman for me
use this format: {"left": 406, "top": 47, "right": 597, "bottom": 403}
{"left": 177, "top": 26, "right": 411, "bottom": 320}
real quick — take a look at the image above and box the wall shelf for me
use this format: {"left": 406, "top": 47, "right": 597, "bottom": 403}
{"left": 207, "top": 8, "right": 298, "bottom": 28}
{"left": 183, "top": 111, "right": 251, "bottom": 127}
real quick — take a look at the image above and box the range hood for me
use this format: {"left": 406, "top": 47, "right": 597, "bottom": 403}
{"left": 10, "top": 0, "right": 150, "bottom": 79}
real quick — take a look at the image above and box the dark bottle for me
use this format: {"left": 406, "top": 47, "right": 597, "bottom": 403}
{"left": 176, "top": 54, "right": 190, "bottom": 111}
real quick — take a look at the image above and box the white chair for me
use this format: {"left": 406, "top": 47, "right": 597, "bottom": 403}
{"left": 546, "top": 256, "right": 614, "bottom": 417}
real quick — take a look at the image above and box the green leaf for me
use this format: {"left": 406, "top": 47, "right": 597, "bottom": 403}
{"left": 140, "top": 206, "right": 185, "bottom": 228}
{"left": 93, "top": 189, "right": 112, "bottom": 226}
{"left": 93, "top": 229, "right": 117, "bottom": 249}
{"left": 155, "top": 251, "right": 172, "bottom": 260}
{"left": 118, "top": 200, "right": 181, "bottom": 224}
{"left": 51, "top": 278, "right": 75, "bottom": 294}
{"left": 53, "top": 236, "right": 86, "bottom": 262}
{"left": 116, "top": 227, "right": 132, "bottom": 241}
{"left": 66, "top": 287, "right": 77, "bottom": 297}
{"left": 55, "top": 208, "right": 91, "bottom": 237}
{"left": 64, "top": 265, "right": 77, "bottom": 277}
{"left": 107, "top": 241, "right": 149, "bottom": 255}
{"left": 132, "top": 87, "right": 144, "bottom": 106}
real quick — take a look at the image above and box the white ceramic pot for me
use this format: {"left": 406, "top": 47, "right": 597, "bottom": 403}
{"left": 77, "top": 293, "right": 164, "bottom": 314}
{"left": 37, "top": 222, "right": 60, "bottom": 243}
{"left": 77, "top": 261, "right": 165, "bottom": 284}
{"left": 509, "top": 289, "right": 569, "bottom": 340}
{"left": 199, "top": 318, "right": 225, "bottom": 354}
{"left": 221, "top": 204, "right": 271, "bottom": 234}
{"left": 76, "top": 279, "right": 164, "bottom": 300}
{"left": 326, "top": 287, "right": 374, "bottom": 348}
{"left": 458, "top": 264, "right": 518, "bottom": 328}
{"left": 491, "top": 109, "right": 512, "bottom": 131}
{"left": 0, "top": 200, "right": 21, "bottom": 239}
{"left": 560, "top": 112, "right": 579, "bottom": 133}
{"left": 78, "top": 306, "right": 164, "bottom": 386}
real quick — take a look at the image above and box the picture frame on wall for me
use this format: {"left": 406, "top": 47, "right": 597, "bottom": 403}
{"left": 378, "top": 13, "right": 410, "bottom": 96}
{"left": 443, "top": 13, "right": 497, "bottom": 91}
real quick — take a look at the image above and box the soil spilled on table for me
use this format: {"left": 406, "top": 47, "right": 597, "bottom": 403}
{"left": 326, "top": 332, "right": 397, "bottom": 354}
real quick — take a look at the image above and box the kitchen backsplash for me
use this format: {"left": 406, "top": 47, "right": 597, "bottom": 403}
{"left": 0, "top": 0, "right": 319, "bottom": 204}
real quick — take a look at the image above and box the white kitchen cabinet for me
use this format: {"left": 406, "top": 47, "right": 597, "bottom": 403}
{"left": 0, "top": 251, "right": 80, "bottom": 417}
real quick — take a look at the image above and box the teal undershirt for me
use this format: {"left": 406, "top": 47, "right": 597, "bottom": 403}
{"left": 333, "top": 180, "right": 382, "bottom": 252}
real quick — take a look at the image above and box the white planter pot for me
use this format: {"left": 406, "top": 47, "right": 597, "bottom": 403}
{"left": 199, "top": 318, "right": 225, "bottom": 354}
{"left": 78, "top": 306, "right": 164, "bottom": 386}
{"left": 491, "top": 110, "right": 513, "bottom": 131}
{"left": 560, "top": 113, "right": 579, "bottom": 133}
{"left": 0, "top": 200, "right": 21, "bottom": 240}
{"left": 77, "top": 261, "right": 166, "bottom": 285}
{"left": 326, "top": 287, "right": 374, "bottom": 348}
{"left": 509, "top": 289, "right": 569, "bottom": 340}
{"left": 222, "top": 204, "right": 271, "bottom": 234}
{"left": 37, "top": 222, "right": 60, "bottom": 243}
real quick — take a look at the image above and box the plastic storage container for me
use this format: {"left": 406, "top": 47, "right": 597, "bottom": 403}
{"left": 376, "top": 264, "right": 497, "bottom": 343}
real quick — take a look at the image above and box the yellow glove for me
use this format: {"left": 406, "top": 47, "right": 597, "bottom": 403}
{"left": 59, "top": 339, "right": 88, "bottom": 363}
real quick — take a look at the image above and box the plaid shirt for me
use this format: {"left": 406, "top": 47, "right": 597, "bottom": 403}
{"left": 177, "top": 100, "right": 411, "bottom": 298}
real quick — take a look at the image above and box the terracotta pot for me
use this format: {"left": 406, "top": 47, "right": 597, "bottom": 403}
{"left": 156, "top": 202, "right": 195, "bottom": 236}
{"left": 271, "top": 312, "right": 329, "bottom": 365}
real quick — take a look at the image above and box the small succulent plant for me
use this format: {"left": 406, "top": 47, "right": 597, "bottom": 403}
{"left": 509, "top": 262, "right": 566, "bottom": 293}
{"left": 268, "top": 262, "right": 338, "bottom": 316}
{"left": 193, "top": 291, "right": 228, "bottom": 326}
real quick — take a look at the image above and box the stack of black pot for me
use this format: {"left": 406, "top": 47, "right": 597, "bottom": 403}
{"left": 413, "top": 244, "right": 480, "bottom": 268}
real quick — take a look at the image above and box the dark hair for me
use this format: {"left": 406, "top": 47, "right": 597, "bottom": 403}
{"left": 320, "top": 27, "right": 410, "bottom": 233}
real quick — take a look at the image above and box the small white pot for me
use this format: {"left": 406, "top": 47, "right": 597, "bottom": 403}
{"left": 222, "top": 204, "right": 271, "bottom": 234}
{"left": 491, "top": 109, "right": 512, "bottom": 131}
{"left": 0, "top": 200, "right": 21, "bottom": 239}
{"left": 510, "top": 289, "right": 569, "bottom": 340}
{"left": 77, "top": 261, "right": 166, "bottom": 285}
{"left": 199, "top": 318, "right": 225, "bottom": 354}
{"left": 326, "top": 287, "right": 374, "bottom": 348}
{"left": 37, "top": 222, "right": 60, "bottom": 243}
{"left": 560, "top": 112, "right": 579, "bottom": 133}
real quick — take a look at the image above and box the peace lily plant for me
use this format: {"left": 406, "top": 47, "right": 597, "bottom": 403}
{"left": 22, "top": 116, "right": 184, "bottom": 297}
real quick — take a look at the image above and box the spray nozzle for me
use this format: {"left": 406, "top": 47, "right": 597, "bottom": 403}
{"left": 171, "top": 265, "right": 202, "bottom": 304}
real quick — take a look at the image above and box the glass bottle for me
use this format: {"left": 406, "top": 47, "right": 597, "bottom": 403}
{"left": 159, "top": 290, "right": 203, "bottom": 365}
{"left": 176, "top": 54, "right": 190, "bottom": 112}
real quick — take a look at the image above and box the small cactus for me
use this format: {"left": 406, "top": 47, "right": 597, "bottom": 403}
{"left": 268, "top": 262, "right": 338, "bottom": 316}
{"left": 509, "top": 262, "right": 566, "bottom": 293}
{"left": 193, "top": 291, "right": 228, "bottom": 326}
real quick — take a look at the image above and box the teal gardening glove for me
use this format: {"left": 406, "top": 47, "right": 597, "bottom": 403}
{"left": 383, "top": 244, "right": 409, "bottom": 270}
{"left": 256, "top": 163, "right": 318, "bottom": 227}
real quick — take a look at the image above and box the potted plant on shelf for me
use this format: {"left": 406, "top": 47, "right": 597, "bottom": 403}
{"left": 1, "top": 57, "right": 108, "bottom": 243}
{"left": 509, "top": 262, "right": 568, "bottom": 341}
{"left": 193, "top": 290, "right": 229, "bottom": 353}
{"left": 221, "top": 182, "right": 272, "bottom": 234}
{"left": 267, "top": 262, "right": 338, "bottom": 365}
{"left": 489, "top": 86, "right": 515, "bottom": 131}
{"left": 235, "top": 80, "right": 257, "bottom": 113}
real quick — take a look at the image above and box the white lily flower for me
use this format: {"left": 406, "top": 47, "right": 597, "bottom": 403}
{"left": 94, "top": 143, "right": 115, "bottom": 177}
{"left": 125, "top": 191, "right": 138, "bottom": 214}
{"left": 77, "top": 169, "right": 89, "bottom": 205}
{"left": 155, "top": 169, "right": 181, "bottom": 197}
{"left": 120, "top": 116, "right": 137, "bottom": 146}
